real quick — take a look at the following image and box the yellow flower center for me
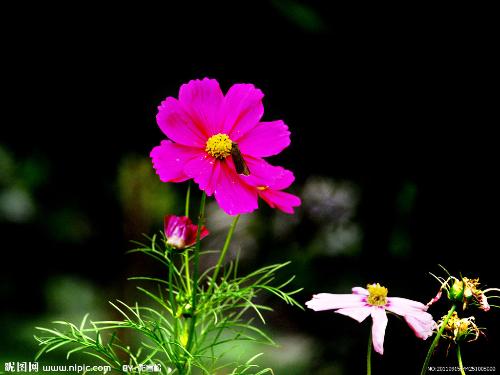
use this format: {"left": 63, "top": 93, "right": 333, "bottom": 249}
{"left": 205, "top": 133, "right": 233, "bottom": 159}
{"left": 367, "top": 283, "right": 388, "bottom": 306}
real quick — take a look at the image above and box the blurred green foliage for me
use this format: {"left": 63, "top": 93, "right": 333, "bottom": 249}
{"left": 118, "top": 154, "right": 181, "bottom": 236}
{"left": 389, "top": 181, "right": 417, "bottom": 257}
{"left": 271, "top": 0, "right": 326, "bottom": 33}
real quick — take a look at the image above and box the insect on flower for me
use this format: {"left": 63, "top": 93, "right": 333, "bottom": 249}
{"left": 230, "top": 142, "right": 250, "bottom": 176}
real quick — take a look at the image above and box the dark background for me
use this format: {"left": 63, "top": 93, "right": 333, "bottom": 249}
{"left": 1, "top": 2, "right": 498, "bottom": 374}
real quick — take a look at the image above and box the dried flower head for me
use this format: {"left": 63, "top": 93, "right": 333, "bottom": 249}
{"left": 428, "top": 268, "right": 499, "bottom": 312}
{"left": 438, "top": 311, "right": 483, "bottom": 343}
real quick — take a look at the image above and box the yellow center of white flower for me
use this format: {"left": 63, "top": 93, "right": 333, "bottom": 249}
{"left": 367, "top": 283, "right": 388, "bottom": 306}
{"left": 205, "top": 133, "right": 233, "bottom": 159}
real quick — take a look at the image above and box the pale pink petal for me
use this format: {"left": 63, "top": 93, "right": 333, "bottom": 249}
{"left": 213, "top": 160, "right": 258, "bottom": 215}
{"left": 241, "top": 156, "right": 295, "bottom": 189}
{"left": 259, "top": 189, "right": 301, "bottom": 214}
{"left": 178, "top": 78, "right": 224, "bottom": 135}
{"left": 150, "top": 140, "right": 200, "bottom": 182}
{"left": 385, "top": 297, "right": 428, "bottom": 316}
{"left": 371, "top": 307, "right": 388, "bottom": 355}
{"left": 352, "top": 287, "right": 369, "bottom": 295}
{"left": 222, "top": 84, "right": 264, "bottom": 139}
{"left": 305, "top": 293, "right": 367, "bottom": 311}
{"left": 237, "top": 120, "right": 291, "bottom": 157}
{"left": 426, "top": 289, "right": 443, "bottom": 307}
{"left": 478, "top": 293, "right": 490, "bottom": 312}
{"left": 156, "top": 97, "right": 208, "bottom": 148}
{"left": 404, "top": 311, "right": 435, "bottom": 340}
{"left": 385, "top": 297, "right": 435, "bottom": 340}
{"left": 335, "top": 307, "right": 371, "bottom": 323}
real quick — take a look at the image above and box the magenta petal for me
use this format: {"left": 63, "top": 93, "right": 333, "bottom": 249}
{"left": 222, "top": 83, "right": 264, "bottom": 138}
{"left": 150, "top": 140, "right": 199, "bottom": 182}
{"left": 164, "top": 215, "right": 187, "bottom": 235}
{"left": 242, "top": 156, "right": 295, "bottom": 189}
{"left": 179, "top": 78, "right": 224, "bottom": 135}
{"left": 184, "top": 154, "right": 219, "bottom": 196}
{"left": 156, "top": 97, "right": 207, "bottom": 147}
{"left": 259, "top": 189, "right": 301, "bottom": 214}
{"left": 184, "top": 223, "right": 210, "bottom": 248}
{"left": 164, "top": 215, "right": 190, "bottom": 248}
{"left": 335, "top": 307, "right": 371, "bottom": 323}
{"left": 213, "top": 161, "right": 258, "bottom": 215}
{"left": 269, "top": 168, "right": 295, "bottom": 190}
{"left": 237, "top": 120, "right": 291, "bottom": 157}
{"left": 404, "top": 311, "right": 435, "bottom": 340}
{"left": 305, "top": 293, "right": 366, "bottom": 311}
{"left": 371, "top": 307, "right": 388, "bottom": 355}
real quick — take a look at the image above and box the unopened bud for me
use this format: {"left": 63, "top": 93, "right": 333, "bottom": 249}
{"left": 448, "top": 279, "right": 465, "bottom": 303}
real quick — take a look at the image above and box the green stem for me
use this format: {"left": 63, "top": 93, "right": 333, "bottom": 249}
{"left": 185, "top": 192, "right": 207, "bottom": 355}
{"left": 420, "top": 304, "right": 457, "bottom": 375}
{"left": 184, "top": 183, "right": 192, "bottom": 296}
{"left": 207, "top": 215, "right": 240, "bottom": 295}
{"left": 185, "top": 182, "right": 191, "bottom": 217}
{"left": 367, "top": 329, "right": 372, "bottom": 375}
{"left": 167, "top": 253, "right": 179, "bottom": 364}
{"left": 457, "top": 344, "right": 466, "bottom": 375}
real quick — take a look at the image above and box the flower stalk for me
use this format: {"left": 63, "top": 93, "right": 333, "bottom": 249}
{"left": 184, "top": 183, "right": 192, "bottom": 296}
{"left": 167, "top": 251, "right": 181, "bottom": 371}
{"left": 185, "top": 192, "right": 207, "bottom": 356}
{"left": 207, "top": 214, "right": 240, "bottom": 295}
{"left": 420, "top": 304, "right": 457, "bottom": 375}
{"left": 366, "top": 330, "right": 372, "bottom": 375}
{"left": 457, "top": 344, "right": 466, "bottom": 375}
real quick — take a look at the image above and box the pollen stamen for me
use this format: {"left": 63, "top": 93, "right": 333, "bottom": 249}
{"left": 367, "top": 283, "right": 388, "bottom": 306}
{"left": 205, "top": 133, "right": 233, "bottom": 159}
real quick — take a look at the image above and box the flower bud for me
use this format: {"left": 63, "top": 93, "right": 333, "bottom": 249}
{"left": 448, "top": 279, "right": 465, "bottom": 303}
{"left": 164, "top": 214, "right": 209, "bottom": 250}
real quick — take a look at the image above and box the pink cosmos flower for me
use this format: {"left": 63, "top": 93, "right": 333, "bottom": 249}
{"left": 306, "top": 283, "right": 435, "bottom": 355}
{"left": 150, "top": 78, "right": 300, "bottom": 215}
{"left": 164, "top": 214, "right": 209, "bottom": 249}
